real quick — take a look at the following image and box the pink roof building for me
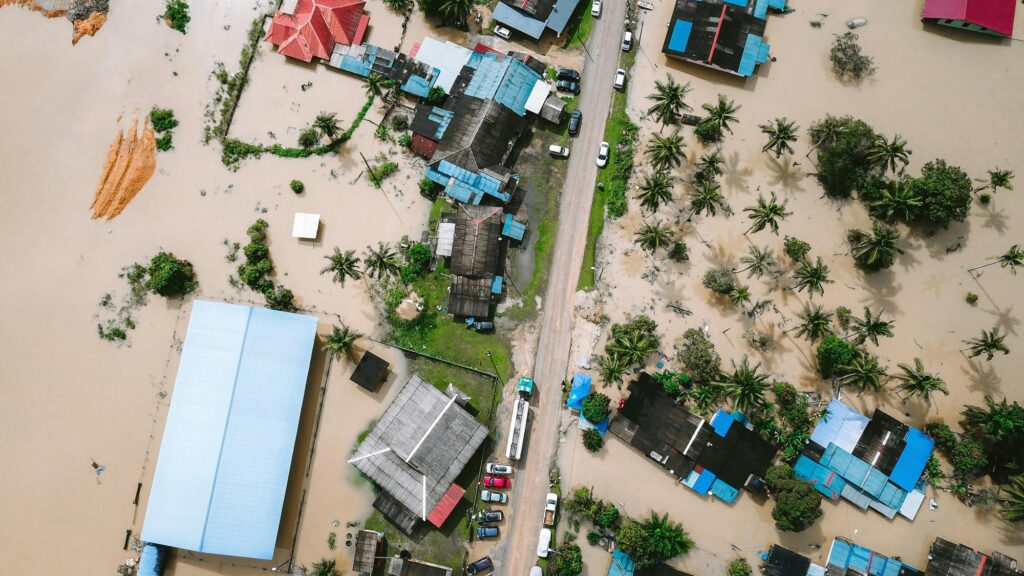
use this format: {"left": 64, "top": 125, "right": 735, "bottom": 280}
{"left": 922, "top": 0, "right": 1016, "bottom": 37}
{"left": 265, "top": 0, "right": 370, "bottom": 62}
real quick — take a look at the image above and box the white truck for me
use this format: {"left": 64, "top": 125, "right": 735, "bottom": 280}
{"left": 543, "top": 492, "right": 558, "bottom": 526}
{"left": 505, "top": 378, "right": 534, "bottom": 461}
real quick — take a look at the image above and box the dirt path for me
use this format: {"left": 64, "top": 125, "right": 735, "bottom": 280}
{"left": 498, "top": 6, "right": 628, "bottom": 574}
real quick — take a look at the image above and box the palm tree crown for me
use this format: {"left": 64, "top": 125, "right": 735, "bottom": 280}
{"left": 893, "top": 358, "right": 948, "bottom": 403}
{"left": 320, "top": 247, "right": 362, "bottom": 286}
{"left": 715, "top": 356, "right": 771, "bottom": 414}
{"left": 646, "top": 75, "right": 692, "bottom": 128}
{"left": 694, "top": 151, "right": 723, "bottom": 185}
{"left": 596, "top": 354, "right": 629, "bottom": 386}
{"left": 364, "top": 73, "right": 386, "bottom": 98}
{"left": 964, "top": 326, "right": 1009, "bottom": 361}
{"left": 738, "top": 245, "right": 776, "bottom": 279}
{"left": 868, "top": 179, "right": 921, "bottom": 222}
{"left": 637, "top": 173, "right": 674, "bottom": 213}
{"left": 646, "top": 132, "right": 686, "bottom": 172}
{"left": 689, "top": 180, "right": 726, "bottom": 218}
{"left": 314, "top": 112, "right": 341, "bottom": 141}
{"left": 635, "top": 222, "right": 674, "bottom": 252}
{"left": 794, "top": 303, "right": 832, "bottom": 341}
{"left": 986, "top": 168, "right": 1014, "bottom": 193}
{"left": 850, "top": 307, "right": 894, "bottom": 346}
{"left": 363, "top": 241, "right": 401, "bottom": 279}
{"left": 324, "top": 324, "right": 361, "bottom": 360}
{"left": 971, "top": 245, "right": 1024, "bottom": 275}
{"left": 867, "top": 133, "right": 912, "bottom": 174}
{"left": 744, "top": 191, "right": 791, "bottom": 235}
{"left": 838, "top": 352, "right": 886, "bottom": 393}
{"left": 792, "top": 257, "right": 832, "bottom": 297}
{"left": 701, "top": 94, "right": 740, "bottom": 136}
{"left": 848, "top": 221, "right": 904, "bottom": 272}
{"left": 640, "top": 512, "right": 694, "bottom": 560}
{"left": 759, "top": 117, "right": 799, "bottom": 158}
{"left": 1003, "top": 475, "right": 1024, "bottom": 522}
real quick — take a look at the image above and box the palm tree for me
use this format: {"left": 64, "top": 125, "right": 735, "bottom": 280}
{"left": 641, "top": 513, "right": 694, "bottom": 560}
{"left": 320, "top": 247, "right": 362, "bottom": 286}
{"left": 363, "top": 241, "right": 401, "bottom": 279}
{"left": 968, "top": 244, "right": 1024, "bottom": 275}
{"left": 794, "top": 303, "right": 832, "bottom": 341}
{"left": 608, "top": 332, "right": 656, "bottom": 367}
{"left": 688, "top": 180, "right": 726, "bottom": 218}
{"left": 635, "top": 222, "right": 673, "bottom": 252}
{"left": 893, "top": 358, "right": 948, "bottom": 403}
{"left": 867, "top": 133, "right": 912, "bottom": 175}
{"left": 438, "top": 0, "right": 473, "bottom": 26}
{"left": 715, "top": 356, "right": 771, "bottom": 414}
{"left": 744, "top": 191, "right": 791, "bottom": 235}
{"left": 964, "top": 326, "right": 1010, "bottom": 361}
{"left": 646, "top": 75, "right": 692, "bottom": 128}
{"left": 596, "top": 354, "right": 629, "bottom": 386}
{"left": 312, "top": 558, "right": 340, "bottom": 576}
{"left": 729, "top": 285, "right": 751, "bottom": 309}
{"left": 364, "top": 73, "right": 386, "bottom": 98}
{"left": 701, "top": 94, "right": 740, "bottom": 137}
{"left": 867, "top": 179, "right": 921, "bottom": 222}
{"left": 324, "top": 324, "right": 361, "bottom": 360}
{"left": 850, "top": 307, "right": 894, "bottom": 346}
{"left": 1003, "top": 475, "right": 1024, "bottom": 522}
{"left": 637, "top": 173, "right": 674, "bottom": 213}
{"left": 759, "top": 117, "right": 799, "bottom": 158}
{"left": 985, "top": 168, "right": 1014, "bottom": 194}
{"left": 738, "top": 245, "right": 776, "bottom": 279}
{"left": 838, "top": 353, "right": 886, "bottom": 393}
{"left": 848, "top": 221, "right": 904, "bottom": 272}
{"left": 792, "top": 257, "right": 832, "bottom": 297}
{"left": 646, "top": 132, "right": 686, "bottom": 172}
{"left": 806, "top": 115, "right": 848, "bottom": 159}
{"left": 314, "top": 111, "right": 341, "bottom": 141}
{"left": 694, "top": 151, "right": 723, "bottom": 185}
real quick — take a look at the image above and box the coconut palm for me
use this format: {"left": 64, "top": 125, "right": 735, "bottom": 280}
{"left": 320, "top": 247, "right": 362, "bottom": 286}
{"left": 850, "top": 307, "right": 894, "bottom": 346}
{"left": 608, "top": 332, "right": 657, "bottom": 367}
{"left": 694, "top": 151, "right": 723, "bottom": 185}
{"left": 759, "top": 117, "right": 799, "bottom": 158}
{"left": 793, "top": 303, "right": 832, "bottom": 341}
{"left": 729, "top": 285, "right": 751, "bottom": 309}
{"left": 838, "top": 352, "right": 886, "bottom": 393}
{"left": 744, "top": 191, "right": 791, "bottom": 235}
{"left": 867, "top": 133, "right": 912, "bottom": 175}
{"left": 646, "top": 132, "right": 686, "bottom": 172}
{"left": 641, "top": 513, "right": 694, "bottom": 560}
{"left": 596, "top": 354, "right": 629, "bottom": 386}
{"left": 715, "top": 356, "right": 771, "bottom": 414}
{"left": 867, "top": 179, "right": 922, "bottom": 222}
{"left": 738, "top": 245, "right": 776, "bottom": 279}
{"left": 314, "top": 111, "right": 341, "bottom": 141}
{"left": 363, "top": 241, "right": 401, "bottom": 279}
{"left": 985, "top": 168, "right": 1014, "bottom": 194}
{"left": 806, "top": 115, "right": 848, "bottom": 159}
{"left": 968, "top": 244, "right": 1024, "bottom": 275}
{"left": 701, "top": 94, "right": 740, "bottom": 137}
{"left": 893, "top": 358, "right": 948, "bottom": 403}
{"left": 688, "top": 180, "right": 726, "bottom": 218}
{"left": 1004, "top": 476, "right": 1024, "bottom": 522}
{"left": 848, "top": 221, "right": 904, "bottom": 272}
{"left": 792, "top": 257, "right": 832, "bottom": 297}
{"left": 364, "top": 73, "right": 386, "bottom": 98}
{"left": 324, "top": 324, "right": 361, "bottom": 360}
{"left": 637, "top": 173, "right": 674, "bottom": 213}
{"left": 646, "top": 74, "right": 692, "bottom": 128}
{"left": 964, "top": 326, "right": 1010, "bottom": 361}
{"left": 312, "top": 559, "right": 340, "bottom": 576}
{"left": 635, "top": 222, "right": 674, "bottom": 252}
{"left": 438, "top": 0, "right": 473, "bottom": 26}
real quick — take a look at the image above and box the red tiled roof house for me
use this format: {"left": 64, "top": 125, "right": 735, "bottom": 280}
{"left": 265, "top": 0, "right": 370, "bottom": 62}
{"left": 921, "top": 0, "right": 1016, "bottom": 37}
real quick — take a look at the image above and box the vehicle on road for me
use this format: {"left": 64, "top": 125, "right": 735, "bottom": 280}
{"left": 481, "top": 490, "right": 508, "bottom": 504}
{"left": 476, "top": 510, "right": 504, "bottom": 523}
{"left": 506, "top": 378, "right": 534, "bottom": 461}
{"left": 591, "top": 0, "right": 602, "bottom": 17}
{"left": 613, "top": 68, "right": 627, "bottom": 90}
{"left": 485, "top": 463, "right": 513, "bottom": 475}
{"left": 483, "top": 476, "right": 511, "bottom": 488}
{"left": 596, "top": 141, "right": 610, "bottom": 167}
{"left": 543, "top": 492, "right": 558, "bottom": 526}
{"left": 531, "top": 568, "right": 543, "bottom": 576}
{"left": 494, "top": 25, "right": 511, "bottom": 39}
{"left": 466, "top": 557, "right": 494, "bottom": 575}
{"left": 548, "top": 145, "right": 570, "bottom": 158}
{"left": 555, "top": 80, "right": 581, "bottom": 94}
{"left": 621, "top": 30, "right": 633, "bottom": 51}
{"left": 557, "top": 68, "right": 581, "bottom": 82}
{"left": 568, "top": 110, "right": 582, "bottom": 136}
{"left": 537, "top": 528, "right": 552, "bottom": 557}
{"left": 477, "top": 526, "right": 500, "bottom": 539}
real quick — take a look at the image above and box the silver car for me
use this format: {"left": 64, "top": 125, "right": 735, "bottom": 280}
{"left": 596, "top": 141, "right": 610, "bottom": 167}
{"left": 485, "top": 463, "right": 513, "bottom": 475}
{"left": 480, "top": 490, "right": 509, "bottom": 504}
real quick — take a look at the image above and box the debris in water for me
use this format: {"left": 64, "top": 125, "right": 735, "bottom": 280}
{"left": 847, "top": 18, "right": 868, "bottom": 29}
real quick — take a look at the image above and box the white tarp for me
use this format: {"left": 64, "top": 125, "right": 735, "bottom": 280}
{"left": 436, "top": 222, "right": 455, "bottom": 257}
{"left": 292, "top": 212, "right": 321, "bottom": 239}
{"left": 524, "top": 81, "right": 552, "bottom": 114}
{"left": 414, "top": 38, "right": 472, "bottom": 92}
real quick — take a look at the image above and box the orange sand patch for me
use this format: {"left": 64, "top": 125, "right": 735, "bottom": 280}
{"left": 90, "top": 116, "right": 156, "bottom": 220}
{"left": 71, "top": 10, "right": 105, "bottom": 44}
{"left": 0, "top": 0, "right": 66, "bottom": 18}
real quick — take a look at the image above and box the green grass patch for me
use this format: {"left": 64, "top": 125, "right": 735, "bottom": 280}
{"left": 364, "top": 509, "right": 468, "bottom": 570}
{"left": 564, "top": 4, "right": 595, "bottom": 50}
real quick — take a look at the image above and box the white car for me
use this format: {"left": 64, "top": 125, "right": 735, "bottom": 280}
{"left": 494, "top": 25, "right": 512, "bottom": 39}
{"left": 485, "top": 463, "right": 514, "bottom": 475}
{"left": 537, "top": 528, "right": 552, "bottom": 557}
{"left": 480, "top": 490, "right": 508, "bottom": 504}
{"left": 613, "top": 68, "right": 627, "bottom": 90}
{"left": 596, "top": 141, "right": 610, "bottom": 167}
{"left": 591, "top": 0, "right": 602, "bottom": 17}
{"left": 621, "top": 30, "right": 633, "bottom": 51}
{"left": 548, "top": 144, "right": 570, "bottom": 158}
{"left": 531, "top": 567, "right": 543, "bottom": 576}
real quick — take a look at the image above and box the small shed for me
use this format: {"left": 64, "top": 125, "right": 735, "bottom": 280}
{"left": 448, "top": 275, "right": 492, "bottom": 318}
{"left": 921, "top": 0, "right": 1016, "bottom": 36}
{"left": 436, "top": 222, "right": 456, "bottom": 257}
{"left": 292, "top": 212, "right": 321, "bottom": 239}
{"left": 351, "top": 351, "right": 390, "bottom": 392}
{"left": 502, "top": 214, "right": 527, "bottom": 242}
{"left": 353, "top": 529, "right": 385, "bottom": 575}
{"left": 540, "top": 95, "right": 567, "bottom": 124}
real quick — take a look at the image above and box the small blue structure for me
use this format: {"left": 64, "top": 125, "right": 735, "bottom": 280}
{"left": 425, "top": 160, "right": 512, "bottom": 205}
{"left": 502, "top": 214, "right": 527, "bottom": 241}
{"left": 567, "top": 373, "right": 592, "bottom": 411}
{"left": 710, "top": 478, "right": 740, "bottom": 503}
{"left": 491, "top": 276, "right": 504, "bottom": 295}
{"left": 683, "top": 467, "right": 717, "bottom": 495}
{"left": 138, "top": 543, "right": 168, "bottom": 576}
{"left": 826, "top": 538, "right": 921, "bottom": 576}
{"left": 888, "top": 427, "right": 935, "bottom": 492}
{"left": 794, "top": 455, "right": 846, "bottom": 502}
{"left": 609, "top": 549, "right": 636, "bottom": 576}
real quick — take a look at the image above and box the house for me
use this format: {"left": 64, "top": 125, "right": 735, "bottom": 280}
{"left": 350, "top": 351, "right": 390, "bottom": 392}
{"left": 445, "top": 205, "right": 505, "bottom": 318}
{"left": 353, "top": 530, "right": 385, "bottom": 575}
{"left": 761, "top": 545, "right": 823, "bottom": 576}
{"left": 825, "top": 537, "right": 922, "bottom": 576}
{"left": 328, "top": 43, "right": 439, "bottom": 98}
{"left": 411, "top": 37, "right": 474, "bottom": 93}
{"left": 349, "top": 374, "right": 487, "bottom": 534}
{"left": 492, "top": 0, "right": 583, "bottom": 40}
{"left": 265, "top": 0, "right": 369, "bottom": 63}
{"left": 662, "top": 0, "right": 788, "bottom": 77}
{"left": 925, "top": 538, "right": 1021, "bottom": 576}
{"left": 794, "top": 400, "right": 933, "bottom": 520}
{"left": 921, "top": 0, "right": 1016, "bottom": 37}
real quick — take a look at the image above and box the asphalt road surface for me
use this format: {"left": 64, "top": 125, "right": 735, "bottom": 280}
{"left": 499, "top": 5, "right": 627, "bottom": 575}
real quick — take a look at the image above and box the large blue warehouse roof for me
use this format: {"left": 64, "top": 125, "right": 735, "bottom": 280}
{"left": 141, "top": 301, "right": 318, "bottom": 560}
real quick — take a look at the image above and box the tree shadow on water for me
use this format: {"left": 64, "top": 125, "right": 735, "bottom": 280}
{"left": 960, "top": 360, "right": 1003, "bottom": 397}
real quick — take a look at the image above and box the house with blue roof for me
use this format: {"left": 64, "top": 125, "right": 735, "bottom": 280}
{"left": 826, "top": 538, "right": 922, "bottom": 576}
{"left": 328, "top": 42, "right": 438, "bottom": 98}
{"left": 493, "top": 0, "right": 582, "bottom": 40}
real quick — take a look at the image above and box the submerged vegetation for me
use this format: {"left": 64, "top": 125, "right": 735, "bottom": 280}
{"left": 150, "top": 107, "right": 178, "bottom": 152}
{"left": 236, "top": 219, "right": 296, "bottom": 311}
{"left": 163, "top": 0, "right": 190, "bottom": 34}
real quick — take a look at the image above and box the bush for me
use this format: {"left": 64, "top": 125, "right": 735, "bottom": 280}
{"left": 418, "top": 177, "right": 439, "bottom": 199}
{"left": 548, "top": 542, "right": 583, "bottom": 576}
{"left": 374, "top": 124, "right": 391, "bottom": 141}
{"left": 298, "top": 127, "right": 320, "bottom": 148}
{"left": 669, "top": 240, "right": 689, "bottom": 262}
{"left": 155, "top": 132, "right": 173, "bottom": 152}
{"left": 978, "top": 192, "right": 992, "bottom": 205}
{"left": 290, "top": 179, "right": 305, "bottom": 194}
{"left": 247, "top": 219, "right": 268, "bottom": 242}
{"left": 596, "top": 502, "right": 620, "bottom": 530}
{"left": 835, "top": 306, "right": 852, "bottom": 330}
{"left": 694, "top": 119, "right": 722, "bottom": 144}
{"left": 830, "top": 32, "right": 875, "bottom": 81}
{"left": 582, "top": 428, "right": 604, "bottom": 452}
{"left": 163, "top": 0, "right": 190, "bottom": 34}
{"left": 398, "top": 133, "right": 412, "bottom": 147}
{"left": 809, "top": 115, "right": 876, "bottom": 199}
{"left": 150, "top": 107, "right": 179, "bottom": 133}
{"left": 924, "top": 422, "right": 959, "bottom": 453}
{"left": 783, "top": 235, "right": 811, "bottom": 263}
{"left": 605, "top": 182, "right": 628, "bottom": 218}
{"left": 264, "top": 286, "right": 295, "bottom": 311}
{"left": 586, "top": 531, "right": 600, "bottom": 545}
{"left": 728, "top": 559, "right": 752, "bottom": 576}
{"left": 965, "top": 292, "right": 978, "bottom": 305}
{"left": 369, "top": 161, "right": 399, "bottom": 188}
{"left": 654, "top": 370, "right": 691, "bottom": 396}
{"left": 950, "top": 438, "right": 988, "bottom": 477}
{"left": 582, "top": 392, "right": 611, "bottom": 423}
{"left": 425, "top": 86, "right": 447, "bottom": 106}
{"left": 390, "top": 114, "right": 410, "bottom": 132}
{"left": 145, "top": 251, "right": 198, "bottom": 296}
{"left": 702, "top": 266, "right": 736, "bottom": 295}
{"left": 816, "top": 335, "right": 857, "bottom": 379}
{"left": 909, "top": 159, "right": 973, "bottom": 229}
{"left": 676, "top": 328, "right": 721, "bottom": 383}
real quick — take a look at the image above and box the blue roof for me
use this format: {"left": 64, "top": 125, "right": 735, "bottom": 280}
{"left": 609, "top": 550, "right": 636, "bottom": 576}
{"left": 737, "top": 34, "right": 767, "bottom": 77}
{"left": 546, "top": 0, "right": 583, "bottom": 34}
{"left": 141, "top": 301, "right": 318, "bottom": 559}
{"left": 491, "top": 276, "right": 504, "bottom": 294}
{"left": 138, "top": 543, "right": 167, "bottom": 576}
{"left": 722, "top": 0, "right": 746, "bottom": 6}
{"left": 888, "top": 427, "right": 934, "bottom": 491}
{"left": 827, "top": 538, "right": 921, "bottom": 576}
{"left": 402, "top": 75, "right": 433, "bottom": 98}
{"left": 502, "top": 214, "right": 527, "bottom": 241}
{"left": 567, "top": 373, "right": 592, "bottom": 410}
{"left": 794, "top": 455, "right": 846, "bottom": 502}
{"left": 811, "top": 400, "right": 869, "bottom": 453}
{"left": 687, "top": 468, "right": 716, "bottom": 495}
{"left": 463, "top": 53, "right": 541, "bottom": 117}
{"left": 428, "top": 107, "right": 455, "bottom": 140}
{"left": 753, "top": 0, "right": 769, "bottom": 19}
{"left": 435, "top": 160, "right": 510, "bottom": 205}
{"left": 492, "top": 3, "right": 547, "bottom": 39}
{"left": 711, "top": 409, "right": 735, "bottom": 437}
{"left": 710, "top": 478, "right": 740, "bottom": 503}
{"left": 667, "top": 19, "right": 693, "bottom": 53}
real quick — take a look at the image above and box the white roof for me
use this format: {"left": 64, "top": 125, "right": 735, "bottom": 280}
{"left": 524, "top": 81, "right": 552, "bottom": 114}
{"left": 414, "top": 37, "right": 472, "bottom": 92}
{"left": 436, "top": 222, "right": 456, "bottom": 257}
{"left": 898, "top": 489, "right": 926, "bottom": 520}
{"left": 279, "top": 0, "right": 299, "bottom": 15}
{"left": 292, "top": 212, "right": 321, "bottom": 239}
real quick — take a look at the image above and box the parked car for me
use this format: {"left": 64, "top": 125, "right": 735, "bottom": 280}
{"left": 613, "top": 68, "right": 627, "bottom": 90}
{"left": 483, "top": 476, "right": 511, "bottom": 488}
{"left": 466, "top": 320, "right": 494, "bottom": 332}
{"left": 531, "top": 567, "right": 543, "bottom": 576}
{"left": 556, "top": 79, "right": 581, "bottom": 94}
{"left": 621, "top": 30, "right": 633, "bottom": 51}
{"left": 485, "top": 463, "right": 513, "bottom": 475}
{"left": 476, "top": 510, "right": 504, "bottom": 523}
{"left": 596, "top": 141, "right": 610, "bottom": 167}
{"left": 494, "top": 25, "right": 511, "bottom": 39}
{"left": 557, "top": 68, "right": 581, "bottom": 82}
{"left": 591, "top": 0, "right": 602, "bottom": 17}
{"left": 568, "top": 110, "right": 582, "bottom": 136}
{"left": 480, "top": 490, "right": 508, "bottom": 504}
{"left": 548, "top": 145, "right": 570, "bottom": 158}
{"left": 466, "top": 557, "right": 494, "bottom": 575}
{"left": 537, "top": 528, "right": 552, "bottom": 557}
{"left": 477, "top": 526, "right": 500, "bottom": 539}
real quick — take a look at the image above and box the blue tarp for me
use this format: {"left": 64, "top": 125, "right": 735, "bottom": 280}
{"left": 502, "top": 214, "right": 527, "bottom": 241}
{"left": 753, "top": 0, "right": 769, "bottom": 18}
{"left": 141, "top": 301, "right": 317, "bottom": 560}
{"left": 710, "top": 478, "right": 740, "bottom": 503}
{"left": 491, "top": 276, "right": 504, "bottom": 295}
{"left": 737, "top": 34, "right": 765, "bottom": 77}
{"left": 795, "top": 455, "right": 846, "bottom": 501}
{"left": 711, "top": 409, "right": 735, "bottom": 437}
{"left": 889, "top": 427, "right": 934, "bottom": 491}
{"left": 567, "top": 373, "right": 592, "bottom": 410}
{"left": 138, "top": 543, "right": 168, "bottom": 576}
{"left": 684, "top": 468, "right": 716, "bottom": 495}
{"left": 492, "top": 3, "right": 547, "bottom": 39}
{"left": 580, "top": 414, "right": 610, "bottom": 436}
{"left": 810, "top": 400, "right": 869, "bottom": 453}
{"left": 667, "top": 20, "right": 693, "bottom": 53}
{"left": 609, "top": 550, "right": 636, "bottom": 576}
{"left": 827, "top": 538, "right": 921, "bottom": 576}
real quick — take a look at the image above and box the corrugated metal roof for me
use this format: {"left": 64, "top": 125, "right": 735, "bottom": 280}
{"left": 492, "top": 3, "right": 547, "bottom": 39}
{"left": 436, "top": 222, "right": 456, "bottom": 256}
{"left": 141, "top": 301, "right": 318, "bottom": 559}
{"left": 426, "top": 483, "right": 465, "bottom": 527}
{"left": 545, "top": 0, "right": 583, "bottom": 34}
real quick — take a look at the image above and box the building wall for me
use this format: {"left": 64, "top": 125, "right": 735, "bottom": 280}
{"left": 928, "top": 18, "right": 1005, "bottom": 36}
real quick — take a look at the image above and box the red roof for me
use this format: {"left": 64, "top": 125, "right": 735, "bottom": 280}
{"left": 473, "top": 43, "right": 502, "bottom": 55}
{"left": 411, "top": 134, "right": 439, "bottom": 159}
{"left": 426, "top": 483, "right": 465, "bottom": 528}
{"left": 922, "top": 0, "right": 1016, "bottom": 36}
{"left": 265, "top": 0, "right": 369, "bottom": 62}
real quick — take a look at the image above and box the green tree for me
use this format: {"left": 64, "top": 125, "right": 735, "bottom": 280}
{"left": 867, "top": 133, "right": 911, "bottom": 175}
{"left": 715, "top": 356, "right": 771, "bottom": 414}
{"left": 582, "top": 428, "right": 604, "bottom": 453}
{"left": 597, "top": 502, "right": 621, "bottom": 530}
{"left": 669, "top": 240, "right": 690, "bottom": 262}
{"left": 363, "top": 242, "right": 401, "bottom": 280}
{"left": 637, "top": 173, "right": 674, "bottom": 213}
{"left": 703, "top": 266, "right": 737, "bottom": 295}
{"left": 324, "top": 323, "right": 361, "bottom": 360}
{"left": 893, "top": 358, "right": 948, "bottom": 403}
{"left": 847, "top": 221, "right": 903, "bottom": 272}
{"left": 701, "top": 94, "right": 741, "bottom": 139}
{"left": 163, "top": 0, "right": 191, "bottom": 34}
{"left": 145, "top": 251, "right": 198, "bottom": 296}
{"left": 794, "top": 303, "right": 832, "bottom": 342}
{"left": 646, "top": 132, "right": 686, "bottom": 172}
{"left": 759, "top": 117, "right": 799, "bottom": 158}
{"left": 549, "top": 542, "right": 584, "bottom": 576}
{"left": 968, "top": 244, "right": 1024, "bottom": 275}
{"left": 676, "top": 328, "right": 721, "bottom": 383}
{"left": 615, "top": 520, "right": 650, "bottom": 566}
{"left": 738, "top": 245, "right": 776, "bottom": 279}
{"left": 783, "top": 236, "right": 811, "bottom": 263}
{"left": 596, "top": 354, "right": 629, "bottom": 386}
{"left": 298, "top": 127, "right": 320, "bottom": 148}
{"left": 764, "top": 464, "right": 823, "bottom": 532}
{"left": 950, "top": 438, "right": 988, "bottom": 477}
{"left": 635, "top": 222, "right": 673, "bottom": 252}
{"left": 729, "top": 559, "right": 752, "bottom": 576}
{"left": 830, "top": 32, "right": 875, "bottom": 80}
{"left": 837, "top": 352, "right": 886, "bottom": 393}
{"left": 646, "top": 74, "right": 692, "bottom": 128}
{"left": 264, "top": 286, "right": 295, "bottom": 311}
{"left": 312, "top": 558, "right": 339, "bottom": 576}
{"left": 910, "top": 159, "right": 973, "bottom": 229}
{"left": 850, "top": 307, "right": 894, "bottom": 346}
{"left": 1003, "top": 476, "right": 1024, "bottom": 522}
{"left": 365, "top": 73, "right": 387, "bottom": 98}
{"left": 816, "top": 335, "right": 857, "bottom": 379}
{"left": 688, "top": 180, "right": 726, "bottom": 218}
{"left": 964, "top": 327, "right": 1009, "bottom": 361}
{"left": 582, "top": 392, "right": 612, "bottom": 423}
{"left": 985, "top": 168, "right": 1014, "bottom": 194}
{"left": 320, "top": 248, "right": 362, "bottom": 286}
{"left": 641, "top": 513, "right": 694, "bottom": 566}
{"left": 792, "top": 257, "right": 832, "bottom": 297}
{"left": 425, "top": 85, "right": 447, "bottom": 106}
{"left": 149, "top": 107, "right": 179, "bottom": 133}
{"left": 866, "top": 178, "right": 922, "bottom": 222}
{"left": 744, "top": 192, "right": 791, "bottom": 235}
{"left": 438, "top": 0, "right": 473, "bottom": 27}
{"left": 694, "top": 151, "right": 723, "bottom": 185}
{"left": 608, "top": 330, "right": 657, "bottom": 367}
{"left": 962, "top": 396, "right": 1024, "bottom": 477}
{"left": 728, "top": 285, "right": 751, "bottom": 309}
{"left": 314, "top": 111, "right": 341, "bottom": 140}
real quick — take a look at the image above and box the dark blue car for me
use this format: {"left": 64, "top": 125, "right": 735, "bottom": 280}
{"left": 476, "top": 526, "right": 500, "bottom": 539}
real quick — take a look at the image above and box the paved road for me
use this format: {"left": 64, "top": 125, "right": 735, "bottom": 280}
{"left": 500, "top": 6, "right": 627, "bottom": 575}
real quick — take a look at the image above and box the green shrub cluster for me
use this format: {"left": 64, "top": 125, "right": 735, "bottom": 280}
{"left": 399, "top": 242, "right": 432, "bottom": 284}
{"left": 753, "top": 382, "right": 815, "bottom": 463}
{"left": 809, "top": 115, "right": 877, "bottom": 199}
{"left": 605, "top": 315, "right": 659, "bottom": 368}
{"left": 702, "top": 266, "right": 737, "bottom": 295}
{"left": 146, "top": 251, "right": 198, "bottom": 296}
{"left": 290, "top": 179, "right": 305, "bottom": 194}
{"left": 564, "top": 487, "right": 621, "bottom": 532}
{"left": 237, "top": 219, "right": 295, "bottom": 311}
{"left": 606, "top": 121, "right": 639, "bottom": 220}
{"left": 582, "top": 428, "right": 604, "bottom": 452}
{"left": 764, "top": 464, "right": 823, "bottom": 532}
{"left": 204, "top": 15, "right": 265, "bottom": 143}
{"left": 816, "top": 335, "right": 857, "bottom": 379}
{"left": 581, "top": 392, "right": 611, "bottom": 424}
{"left": 164, "top": 0, "right": 190, "bottom": 34}
{"left": 675, "top": 328, "right": 721, "bottom": 384}
{"left": 605, "top": 182, "right": 627, "bottom": 218}
{"left": 150, "top": 107, "right": 178, "bottom": 152}
{"left": 368, "top": 161, "right": 399, "bottom": 188}
{"left": 653, "top": 370, "right": 692, "bottom": 396}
